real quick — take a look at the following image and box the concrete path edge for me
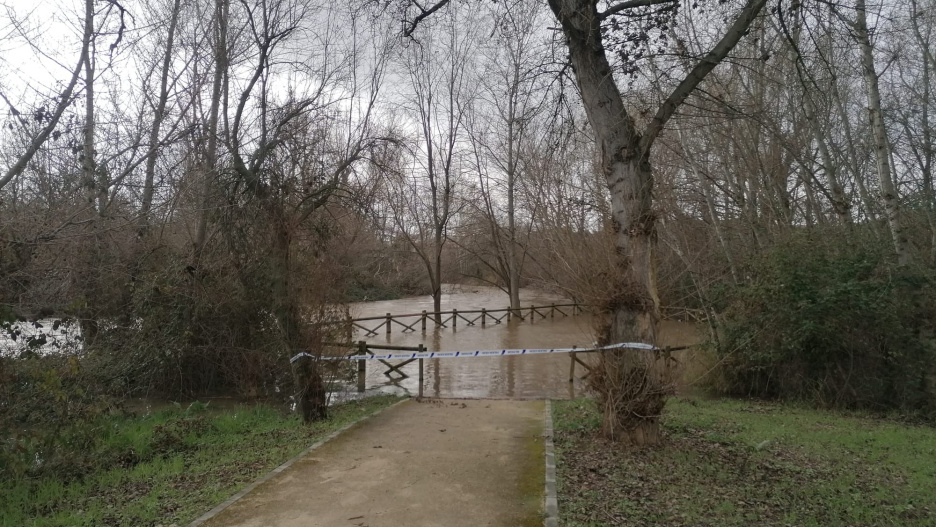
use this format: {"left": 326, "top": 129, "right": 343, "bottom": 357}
{"left": 544, "top": 400, "right": 558, "bottom": 527}
{"left": 187, "top": 397, "right": 411, "bottom": 527}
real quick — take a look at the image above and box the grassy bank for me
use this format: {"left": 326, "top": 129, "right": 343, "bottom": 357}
{"left": 2, "top": 395, "right": 401, "bottom": 527}
{"left": 553, "top": 397, "right": 936, "bottom": 526}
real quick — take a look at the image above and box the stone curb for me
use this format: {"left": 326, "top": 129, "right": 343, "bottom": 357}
{"left": 544, "top": 400, "right": 559, "bottom": 527}
{"left": 187, "top": 397, "right": 411, "bottom": 527}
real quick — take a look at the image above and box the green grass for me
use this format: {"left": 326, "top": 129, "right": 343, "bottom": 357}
{"left": 1, "top": 395, "right": 402, "bottom": 527}
{"left": 553, "top": 397, "right": 936, "bottom": 526}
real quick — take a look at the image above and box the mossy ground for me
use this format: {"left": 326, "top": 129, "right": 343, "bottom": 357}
{"left": 553, "top": 397, "right": 936, "bottom": 526}
{"left": 517, "top": 406, "right": 547, "bottom": 527}
{"left": 1, "top": 395, "right": 402, "bottom": 527}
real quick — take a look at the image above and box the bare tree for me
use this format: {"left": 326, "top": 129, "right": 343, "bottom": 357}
{"left": 388, "top": 7, "right": 477, "bottom": 321}
{"left": 890, "top": 0, "right": 936, "bottom": 260}
{"left": 548, "top": 0, "right": 767, "bottom": 444}
{"left": 463, "top": 0, "right": 551, "bottom": 312}
{"left": 850, "top": 0, "right": 912, "bottom": 265}
{"left": 193, "top": 0, "right": 229, "bottom": 262}
{"left": 401, "top": 0, "right": 767, "bottom": 444}
{"left": 138, "top": 0, "right": 184, "bottom": 234}
{"left": 215, "top": 0, "right": 392, "bottom": 418}
{"left": 0, "top": 3, "right": 93, "bottom": 191}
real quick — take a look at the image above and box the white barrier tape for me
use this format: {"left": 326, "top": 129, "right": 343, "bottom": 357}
{"left": 290, "top": 342, "right": 657, "bottom": 364}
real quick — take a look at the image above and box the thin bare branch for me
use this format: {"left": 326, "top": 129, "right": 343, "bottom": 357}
{"left": 598, "top": 0, "right": 678, "bottom": 20}
{"left": 402, "top": 0, "right": 452, "bottom": 36}
{"left": 639, "top": 0, "right": 768, "bottom": 154}
{"left": 0, "top": 33, "right": 90, "bottom": 190}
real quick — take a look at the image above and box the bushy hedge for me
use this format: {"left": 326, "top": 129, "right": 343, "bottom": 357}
{"left": 0, "top": 247, "right": 350, "bottom": 479}
{"left": 709, "top": 230, "right": 936, "bottom": 414}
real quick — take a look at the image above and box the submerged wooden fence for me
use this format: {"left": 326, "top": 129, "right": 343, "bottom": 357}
{"left": 323, "top": 335, "right": 588, "bottom": 399}
{"left": 317, "top": 340, "right": 426, "bottom": 396}
{"left": 323, "top": 338, "right": 596, "bottom": 399}
{"left": 308, "top": 302, "right": 695, "bottom": 397}
{"left": 314, "top": 302, "right": 585, "bottom": 397}
{"left": 317, "top": 337, "right": 689, "bottom": 399}
{"left": 320, "top": 302, "right": 585, "bottom": 338}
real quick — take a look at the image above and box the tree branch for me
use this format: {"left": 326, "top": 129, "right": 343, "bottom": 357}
{"left": 402, "top": 0, "right": 452, "bottom": 37}
{"left": 599, "top": 0, "right": 678, "bottom": 20}
{"left": 639, "top": 0, "right": 768, "bottom": 154}
{"left": 0, "top": 48, "right": 88, "bottom": 191}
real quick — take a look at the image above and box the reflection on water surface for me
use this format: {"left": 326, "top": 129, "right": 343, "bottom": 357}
{"left": 344, "top": 285, "right": 700, "bottom": 400}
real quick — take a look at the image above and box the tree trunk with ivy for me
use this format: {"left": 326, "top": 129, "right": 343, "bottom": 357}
{"left": 292, "top": 354, "right": 327, "bottom": 423}
{"left": 546, "top": 0, "right": 667, "bottom": 445}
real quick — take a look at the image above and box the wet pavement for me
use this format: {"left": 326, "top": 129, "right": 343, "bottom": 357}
{"left": 196, "top": 399, "right": 545, "bottom": 527}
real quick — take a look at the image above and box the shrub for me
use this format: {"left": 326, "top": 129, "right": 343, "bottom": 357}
{"left": 709, "top": 229, "right": 936, "bottom": 414}
{"left": 0, "top": 353, "right": 115, "bottom": 479}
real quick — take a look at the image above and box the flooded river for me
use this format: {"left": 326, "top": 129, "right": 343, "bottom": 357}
{"left": 343, "top": 285, "right": 701, "bottom": 400}
{"left": 3, "top": 284, "right": 702, "bottom": 401}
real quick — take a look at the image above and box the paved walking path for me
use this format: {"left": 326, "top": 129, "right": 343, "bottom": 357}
{"left": 200, "top": 399, "right": 545, "bottom": 527}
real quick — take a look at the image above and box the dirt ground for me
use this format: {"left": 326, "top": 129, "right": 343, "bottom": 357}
{"left": 199, "top": 399, "right": 545, "bottom": 527}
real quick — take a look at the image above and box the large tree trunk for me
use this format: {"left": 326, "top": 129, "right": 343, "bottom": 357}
{"left": 544, "top": 0, "right": 765, "bottom": 444}
{"left": 271, "top": 207, "right": 326, "bottom": 419}
{"left": 547, "top": 0, "right": 672, "bottom": 445}
{"left": 597, "top": 157, "right": 673, "bottom": 445}
{"left": 292, "top": 355, "right": 327, "bottom": 423}
{"left": 271, "top": 210, "right": 298, "bottom": 348}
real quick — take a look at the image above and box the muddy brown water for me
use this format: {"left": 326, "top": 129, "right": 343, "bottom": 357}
{"left": 3, "top": 285, "right": 702, "bottom": 403}
{"left": 341, "top": 285, "right": 701, "bottom": 400}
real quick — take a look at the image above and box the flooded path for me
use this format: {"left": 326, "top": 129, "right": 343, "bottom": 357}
{"left": 341, "top": 285, "right": 701, "bottom": 400}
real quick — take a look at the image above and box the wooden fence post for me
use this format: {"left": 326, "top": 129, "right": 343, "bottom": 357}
{"left": 569, "top": 351, "right": 576, "bottom": 382}
{"left": 531, "top": 305, "right": 535, "bottom": 323}
{"left": 421, "top": 310, "right": 427, "bottom": 332}
{"left": 551, "top": 303, "right": 555, "bottom": 318}
{"left": 481, "top": 308, "right": 486, "bottom": 327}
{"left": 386, "top": 313, "right": 392, "bottom": 335}
{"left": 418, "top": 344, "right": 425, "bottom": 399}
{"left": 507, "top": 306, "right": 511, "bottom": 322}
{"left": 452, "top": 308, "right": 457, "bottom": 329}
{"left": 357, "top": 341, "right": 367, "bottom": 392}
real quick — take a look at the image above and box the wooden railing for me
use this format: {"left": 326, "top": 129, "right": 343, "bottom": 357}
{"left": 319, "top": 335, "right": 693, "bottom": 399}
{"left": 321, "top": 340, "right": 426, "bottom": 397}
{"left": 659, "top": 306, "right": 706, "bottom": 322}
{"left": 321, "top": 302, "right": 585, "bottom": 338}
{"left": 310, "top": 301, "right": 702, "bottom": 397}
